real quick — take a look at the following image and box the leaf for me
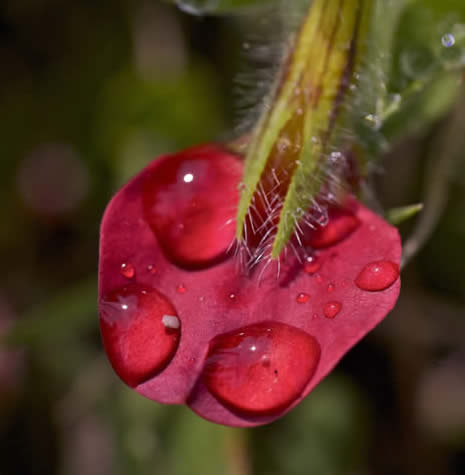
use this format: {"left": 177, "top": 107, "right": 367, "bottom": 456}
{"left": 4, "top": 276, "right": 97, "bottom": 347}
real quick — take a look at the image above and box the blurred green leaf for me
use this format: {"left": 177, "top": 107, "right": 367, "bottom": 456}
{"left": 252, "top": 375, "right": 370, "bottom": 475}
{"left": 4, "top": 276, "right": 97, "bottom": 347}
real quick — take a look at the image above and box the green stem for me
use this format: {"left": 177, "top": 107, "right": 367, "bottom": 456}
{"left": 236, "top": 0, "right": 374, "bottom": 258}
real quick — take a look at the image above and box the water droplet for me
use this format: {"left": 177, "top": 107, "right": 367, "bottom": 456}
{"left": 355, "top": 260, "right": 400, "bottom": 291}
{"left": 329, "top": 151, "right": 343, "bottom": 162}
{"left": 324, "top": 301, "right": 342, "bottom": 319}
{"left": 229, "top": 293, "right": 236, "bottom": 300}
{"left": 327, "top": 283, "right": 335, "bottom": 293}
{"left": 308, "top": 207, "right": 360, "bottom": 249}
{"left": 400, "top": 47, "right": 436, "bottom": 79}
{"left": 99, "top": 284, "right": 180, "bottom": 387}
{"left": 147, "top": 264, "right": 156, "bottom": 274}
{"left": 143, "top": 145, "right": 242, "bottom": 269}
{"left": 296, "top": 293, "right": 310, "bottom": 304}
{"left": 304, "top": 256, "right": 321, "bottom": 275}
{"left": 364, "top": 114, "right": 380, "bottom": 129}
{"left": 203, "top": 321, "right": 320, "bottom": 415}
{"left": 442, "top": 33, "right": 455, "bottom": 48}
{"left": 312, "top": 313, "right": 319, "bottom": 320}
{"left": 176, "top": 284, "right": 187, "bottom": 294}
{"left": 120, "top": 262, "right": 135, "bottom": 279}
{"left": 316, "top": 275, "right": 323, "bottom": 284}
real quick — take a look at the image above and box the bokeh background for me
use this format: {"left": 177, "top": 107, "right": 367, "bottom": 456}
{"left": 1, "top": 0, "right": 465, "bottom": 474}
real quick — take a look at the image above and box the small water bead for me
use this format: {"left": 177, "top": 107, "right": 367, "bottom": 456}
{"left": 439, "top": 25, "right": 465, "bottom": 68}
{"left": 324, "top": 301, "right": 342, "bottom": 319}
{"left": 147, "top": 264, "right": 156, "bottom": 274}
{"left": 99, "top": 284, "right": 180, "bottom": 387}
{"left": 143, "top": 145, "right": 242, "bottom": 269}
{"left": 304, "top": 256, "right": 321, "bottom": 275}
{"left": 364, "top": 114, "right": 380, "bottom": 129}
{"left": 355, "top": 260, "right": 400, "bottom": 292}
{"left": 296, "top": 293, "right": 310, "bottom": 304}
{"left": 229, "top": 293, "right": 236, "bottom": 300}
{"left": 203, "top": 321, "right": 321, "bottom": 415}
{"left": 176, "top": 284, "right": 187, "bottom": 294}
{"left": 442, "top": 33, "right": 456, "bottom": 48}
{"left": 327, "top": 283, "right": 335, "bottom": 293}
{"left": 120, "top": 262, "right": 135, "bottom": 279}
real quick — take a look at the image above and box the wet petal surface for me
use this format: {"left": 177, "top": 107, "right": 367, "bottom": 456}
{"left": 99, "top": 144, "right": 401, "bottom": 427}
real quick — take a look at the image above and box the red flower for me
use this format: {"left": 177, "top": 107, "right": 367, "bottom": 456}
{"left": 98, "top": 144, "right": 401, "bottom": 427}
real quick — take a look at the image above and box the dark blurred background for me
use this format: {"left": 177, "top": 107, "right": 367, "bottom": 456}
{"left": 1, "top": 1, "right": 465, "bottom": 474}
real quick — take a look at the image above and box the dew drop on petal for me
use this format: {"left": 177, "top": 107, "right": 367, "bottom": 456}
{"left": 120, "top": 262, "right": 135, "bottom": 279}
{"left": 147, "top": 264, "right": 156, "bottom": 274}
{"left": 324, "top": 301, "right": 342, "bottom": 319}
{"left": 327, "top": 283, "right": 335, "bottom": 293}
{"left": 176, "top": 283, "right": 187, "bottom": 294}
{"left": 143, "top": 145, "right": 242, "bottom": 269}
{"left": 99, "top": 284, "right": 181, "bottom": 387}
{"left": 304, "top": 256, "right": 321, "bottom": 275}
{"left": 308, "top": 208, "right": 360, "bottom": 249}
{"left": 296, "top": 293, "right": 310, "bottom": 304}
{"left": 355, "top": 260, "right": 400, "bottom": 292}
{"left": 203, "top": 321, "right": 321, "bottom": 415}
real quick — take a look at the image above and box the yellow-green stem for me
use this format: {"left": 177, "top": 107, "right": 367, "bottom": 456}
{"left": 236, "top": 0, "right": 373, "bottom": 258}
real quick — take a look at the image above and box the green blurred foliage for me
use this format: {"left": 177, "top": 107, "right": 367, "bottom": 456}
{"left": 1, "top": 1, "right": 465, "bottom": 475}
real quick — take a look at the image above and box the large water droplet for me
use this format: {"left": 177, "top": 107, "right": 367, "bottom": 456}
{"left": 143, "top": 145, "right": 242, "bottom": 269}
{"left": 203, "top": 321, "right": 320, "bottom": 415}
{"left": 324, "top": 301, "right": 342, "bottom": 319}
{"left": 308, "top": 207, "right": 360, "bottom": 249}
{"left": 355, "top": 260, "right": 399, "bottom": 292}
{"left": 99, "top": 284, "right": 180, "bottom": 387}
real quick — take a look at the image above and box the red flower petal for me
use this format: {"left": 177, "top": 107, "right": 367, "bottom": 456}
{"left": 99, "top": 144, "right": 401, "bottom": 427}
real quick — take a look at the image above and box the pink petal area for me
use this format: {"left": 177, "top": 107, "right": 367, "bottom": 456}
{"left": 99, "top": 144, "right": 401, "bottom": 427}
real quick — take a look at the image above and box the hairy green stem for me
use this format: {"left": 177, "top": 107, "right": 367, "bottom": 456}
{"left": 236, "top": 0, "right": 374, "bottom": 258}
